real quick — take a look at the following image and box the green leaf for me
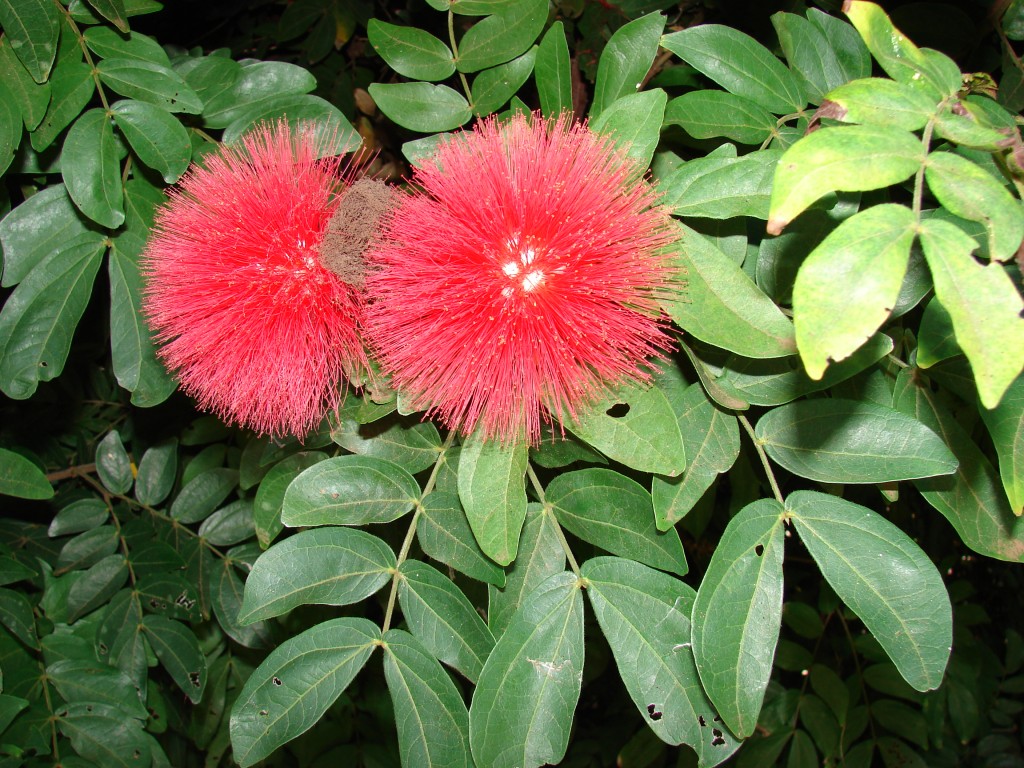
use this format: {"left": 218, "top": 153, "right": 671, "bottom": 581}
{"left": 719, "top": 333, "right": 893, "bottom": 407}
{"left": 0, "top": 185, "right": 89, "bottom": 286}
{"left": 843, "top": 0, "right": 959, "bottom": 99}
{"left": 471, "top": 47, "right": 537, "bottom": 116}
{"left": 547, "top": 468, "right": 687, "bottom": 576}
{"left": 823, "top": 78, "right": 936, "bottom": 132}
{"left": 792, "top": 204, "right": 916, "bottom": 379}
{"left": 96, "top": 430, "right": 132, "bottom": 495}
{"left": 660, "top": 24, "right": 805, "bottom": 113}
{"left": 58, "top": 526, "right": 119, "bottom": 570}
{"left": 254, "top": 451, "right": 326, "bottom": 548}
{"left": 470, "top": 572, "right": 584, "bottom": 768}
{"left": 219, "top": 95, "right": 360, "bottom": 157}
{"left": 756, "top": 399, "right": 958, "bottom": 483}
{"left": 457, "top": 433, "right": 528, "bottom": 566}
{"left": 589, "top": 89, "right": 666, "bottom": 168}
{"left": 57, "top": 701, "right": 151, "bottom": 768}
{"left": 97, "top": 58, "right": 203, "bottom": 113}
{"left": 142, "top": 615, "right": 207, "bottom": 704}
{"left": 0, "top": 37, "right": 50, "bottom": 131}
{"left": 456, "top": 0, "right": 547, "bottom": 73}
{"left": 200, "top": 59, "right": 313, "bottom": 127}
{"left": 660, "top": 149, "right": 781, "bottom": 220}
{"left": 238, "top": 527, "right": 395, "bottom": 623}
{"left": 591, "top": 12, "right": 665, "bottom": 116}
{"left": 62, "top": 109, "right": 125, "bottom": 229}
{"left": 917, "top": 295, "right": 958, "bottom": 367}
{"left": 566, "top": 379, "right": 687, "bottom": 476}
{"left": 771, "top": 11, "right": 860, "bottom": 104}
{"left": 398, "top": 560, "right": 495, "bottom": 683}
{"left": 0, "top": 0, "right": 59, "bottom": 83}
{"left": 84, "top": 27, "right": 169, "bottom": 66}
{"left": 0, "top": 79, "right": 19, "bottom": 177}
{"left": 894, "top": 368, "right": 1024, "bottom": 561}
{"left": 0, "top": 587, "right": 37, "bottom": 648}
{"left": 282, "top": 455, "right": 419, "bottom": 527}
{"left": 768, "top": 125, "right": 923, "bottom": 234}
{"left": 418, "top": 490, "right": 506, "bottom": 586}
{"left": 82, "top": 0, "right": 129, "bottom": 32}
{"left": 0, "top": 233, "right": 105, "bottom": 399}
{"left": 331, "top": 412, "right": 442, "bottom": 475}
{"left": 652, "top": 382, "right": 739, "bottom": 530}
{"left": 583, "top": 557, "right": 741, "bottom": 762}
{"left": 111, "top": 99, "right": 190, "bottom": 183}
{"left": 661, "top": 224, "right": 797, "bottom": 358}
{"left": 692, "top": 499, "right": 785, "bottom": 738}
{"left": 382, "top": 629, "right": 472, "bottom": 768}
{"left": 979, "top": 375, "right": 1024, "bottom": 515}
{"left": 664, "top": 90, "right": 775, "bottom": 145}
{"left": 67, "top": 554, "right": 130, "bottom": 622}
{"left": 29, "top": 58, "right": 94, "bottom": 152}
{"left": 0, "top": 447, "right": 52, "bottom": 500}
{"left": 367, "top": 20, "right": 455, "bottom": 81}
{"left": 199, "top": 499, "right": 255, "bottom": 546}
{"left": 918, "top": 218, "right": 1024, "bottom": 408}
{"left": 925, "top": 151, "right": 1024, "bottom": 263}
{"left": 786, "top": 490, "right": 952, "bottom": 690}
{"left": 535, "top": 21, "right": 571, "bottom": 118}
{"left": 46, "top": 659, "right": 147, "bottom": 719}
{"left": 807, "top": 8, "right": 871, "bottom": 82}
{"left": 230, "top": 617, "right": 380, "bottom": 768}
{"left": 170, "top": 468, "right": 238, "bottom": 524}
{"left": 211, "top": 559, "right": 274, "bottom": 649}
{"left": 134, "top": 439, "right": 177, "bottom": 507}
{"left": 108, "top": 234, "right": 176, "bottom": 406}
{"left": 368, "top": 82, "right": 471, "bottom": 133}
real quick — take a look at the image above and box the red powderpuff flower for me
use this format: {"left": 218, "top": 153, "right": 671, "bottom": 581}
{"left": 364, "top": 113, "right": 681, "bottom": 444}
{"left": 143, "top": 122, "right": 379, "bottom": 437}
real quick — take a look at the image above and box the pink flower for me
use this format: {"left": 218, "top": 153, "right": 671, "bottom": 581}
{"left": 142, "top": 122, "right": 376, "bottom": 437}
{"left": 364, "top": 113, "right": 680, "bottom": 444}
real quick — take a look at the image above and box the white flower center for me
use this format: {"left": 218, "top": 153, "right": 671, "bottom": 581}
{"left": 500, "top": 242, "right": 544, "bottom": 296}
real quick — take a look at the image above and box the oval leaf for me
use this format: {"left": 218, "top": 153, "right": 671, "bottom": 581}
{"left": 457, "top": 433, "right": 528, "bottom": 566}
{"left": 0, "top": 447, "right": 53, "bottom": 500}
{"left": 368, "top": 82, "right": 471, "bottom": 133}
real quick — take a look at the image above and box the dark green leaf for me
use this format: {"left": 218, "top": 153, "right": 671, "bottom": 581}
{"left": 238, "top": 527, "right": 394, "bottom": 623}
{"left": 457, "top": 433, "right": 528, "bottom": 566}
{"left": 0, "top": 34, "right": 50, "bottom": 130}
{"left": 590, "top": 11, "right": 665, "bottom": 116}
{"left": 49, "top": 500, "right": 108, "bottom": 538}
{"left": 201, "top": 60, "right": 313, "bottom": 128}
{"left": 0, "top": 185, "right": 90, "bottom": 289}
{"left": 46, "top": 659, "right": 147, "bottom": 719}
{"left": 807, "top": 8, "right": 871, "bottom": 82}
{"left": 664, "top": 90, "right": 775, "bottom": 145}
{"left": 470, "top": 572, "right": 584, "bottom": 768}
{"left": 331, "top": 413, "right": 441, "bottom": 475}
{"left": 418, "top": 491, "right": 506, "bottom": 587}
{"left": 786, "top": 491, "right": 952, "bottom": 691}
{"left": 0, "top": 0, "right": 59, "bottom": 83}
{"left": 772, "top": 11, "right": 859, "bottom": 104}
{"left": 792, "top": 204, "right": 916, "bottom": 379}
{"left": 170, "top": 468, "right": 238, "bottom": 524}
{"left": 57, "top": 701, "right": 150, "bottom": 768}
{"left": 661, "top": 149, "right": 781, "bottom": 220}
{"left": 0, "top": 447, "right": 52, "bottom": 500}
{"left": 589, "top": 89, "right": 665, "bottom": 168}
{"left": 535, "top": 21, "right": 571, "bottom": 118}
{"left": 282, "top": 455, "right": 419, "bottom": 527}
{"left": 660, "top": 24, "right": 805, "bottom": 113}
{"left": 211, "top": 559, "right": 274, "bottom": 649}
{"left": 96, "top": 430, "right": 133, "bottom": 495}
{"left": 661, "top": 224, "right": 797, "bottom": 358}
{"left": 97, "top": 58, "right": 202, "bottom": 113}
{"left": 142, "top": 615, "right": 206, "bottom": 703}
{"left": 768, "top": 125, "right": 922, "bottom": 234}
{"left": 756, "top": 398, "right": 957, "bottom": 483}
{"left": 0, "top": 79, "right": 19, "bottom": 177}
{"left": 67, "top": 554, "right": 129, "bottom": 622}
{"left": 368, "top": 82, "right": 471, "bottom": 133}
{"left": 136, "top": 573, "right": 199, "bottom": 621}
{"left": 456, "top": 0, "right": 546, "bottom": 73}
{"left": 134, "top": 439, "right": 177, "bottom": 507}
{"left": 111, "top": 99, "right": 190, "bottom": 183}
{"left": 0, "top": 233, "right": 105, "bottom": 399}
{"left": 367, "top": 20, "right": 454, "bottom": 81}
{"left": 29, "top": 59, "right": 94, "bottom": 152}
{"left": 471, "top": 47, "right": 537, "bottom": 116}
{"left": 548, "top": 468, "right": 687, "bottom": 576}
{"left": 398, "top": 560, "right": 495, "bottom": 683}
{"left": 198, "top": 499, "right": 254, "bottom": 547}
{"left": 229, "top": 617, "right": 379, "bottom": 767}
{"left": 84, "top": 27, "right": 168, "bottom": 66}
{"left": 0, "top": 587, "right": 37, "bottom": 648}
{"left": 692, "top": 499, "right": 785, "bottom": 738}
{"left": 62, "top": 108, "right": 125, "bottom": 228}
{"left": 81, "top": 0, "right": 129, "bottom": 32}
{"left": 383, "top": 629, "right": 472, "bottom": 768}
{"left": 58, "top": 525, "right": 119, "bottom": 570}
{"left": 254, "top": 451, "right": 326, "bottom": 548}
{"left": 219, "top": 94, "right": 360, "bottom": 156}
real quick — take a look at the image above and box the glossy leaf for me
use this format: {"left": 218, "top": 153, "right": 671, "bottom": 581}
{"left": 383, "top": 629, "right": 472, "bottom": 768}
{"left": 67, "top": 554, "right": 129, "bottom": 622}
{"left": 772, "top": 11, "right": 861, "bottom": 104}
{"left": 367, "top": 20, "right": 455, "bottom": 81}
{"left": 590, "top": 89, "right": 666, "bottom": 168}
{"left": 134, "top": 439, "right": 177, "bottom": 507}
{"left": 660, "top": 149, "right": 781, "bottom": 220}
{"left": 30, "top": 59, "right": 94, "bottom": 152}
{"left": 398, "top": 560, "right": 495, "bottom": 683}
{"left": 583, "top": 557, "right": 741, "bottom": 763}
{"left": 692, "top": 499, "right": 785, "bottom": 738}
{"left": 456, "top": 0, "right": 546, "bottom": 73}
{"left": 62, "top": 109, "right": 125, "bottom": 229}
{"left": 230, "top": 618, "right": 379, "bottom": 767}
{"left": 0, "top": 36, "right": 50, "bottom": 131}
{"left": 111, "top": 99, "right": 191, "bottom": 183}
{"left": 0, "top": 185, "right": 90, "bottom": 288}
{"left": 895, "top": 368, "right": 1024, "bottom": 561}
{"left": 48, "top": 501, "right": 106, "bottom": 537}
{"left": 535, "top": 21, "right": 571, "bottom": 118}
{"left": 664, "top": 90, "right": 775, "bottom": 145}
{"left": 547, "top": 468, "right": 687, "bottom": 576}
{"left": 418, "top": 491, "right": 506, "bottom": 587}
{"left": 219, "top": 94, "right": 360, "bottom": 156}
{"left": 142, "top": 615, "right": 206, "bottom": 704}
{"left": 239, "top": 527, "right": 393, "bottom": 623}
{"left": 96, "top": 430, "right": 133, "bottom": 496}
{"left": 0, "top": 447, "right": 52, "bottom": 500}
{"left": 84, "top": 27, "right": 169, "bottom": 65}
{"left": 756, "top": 399, "right": 957, "bottom": 483}
{"left": 590, "top": 11, "right": 665, "bottom": 116}
{"left": 170, "top": 468, "right": 238, "bottom": 524}
{"left": 0, "top": 0, "right": 59, "bottom": 83}
{"left": 368, "top": 82, "right": 471, "bottom": 133}
{"left": 0, "top": 233, "right": 105, "bottom": 400}
{"left": 787, "top": 491, "right": 952, "bottom": 690}
{"left": 0, "top": 79, "right": 19, "bottom": 177}
{"left": 793, "top": 204, "right": 916, "bottom": 379}
{"left": 567, "top": 379, "right": 686, "bottom": 476}
{"left": 254, "top": 451, "right": 326, "bottom": 547}
{"left": 472, "top": 47, "right": 537, "bottom": 116}
{"left": 0, "top": 587, "right": 37, "bottom": 648}
{"left": 282, "top": 455, "right": 419, "bottom": 527}
{"left": 661, "top": 224, "right": 797, "bottom": 359}
{"left": 201, "top": 60, "right": 313, "bottom": 128}
{"left": 331, "top": 413, "right": 441, "bottom": 475}
{"left": 211, "top": 559, "right": 274, "bottom": 649}
{"left": 470, "top": 572, "right": 584, "bottom": 768}
{"left": 97, "top": 58, "right": 203, "bottom": 113}
{"left": 918, "top": 217, "right": 1024, "bottom": 408}
{"left": 768, "top": 125, "right": 922, "bottom": 234}
{"left": 457, "top": 433, "right": 528, "bottom": 566}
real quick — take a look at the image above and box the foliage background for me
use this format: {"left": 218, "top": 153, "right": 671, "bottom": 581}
{"left": 0, "top": 0, "right": 1023, "bottom": 766}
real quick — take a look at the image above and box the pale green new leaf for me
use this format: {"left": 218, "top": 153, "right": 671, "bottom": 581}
{"left": 787, "top": 491, "right": 952, "bottom": 690}
{"left": 458, "top": 433, "right": 528, "bottom": 566}
{"left": 823, "top": 77, "right": 936, "bottom": 132}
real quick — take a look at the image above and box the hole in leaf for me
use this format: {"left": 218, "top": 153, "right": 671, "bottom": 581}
{"left": 647, "top": 703, "right": 662, "bottom": 720}
{"left": 754, "top": 544, "right": 764, "bottom": 557}
{"left": 605, "top": 403, "right": 630, "bottom": 418}
{"left": 711, "top": 728, "right": 726, "bottom": 746}
{"left": 259, "top": 709, "right": 268, "bottom": 716}
{"left": 698, "top": 715, "right": 706, "bottom": 727}
{"left": 272, "top": 676, "right": 282, "bottom": 686}
{"left": 189, "top": 672, "right": 201, "bottom": 687}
